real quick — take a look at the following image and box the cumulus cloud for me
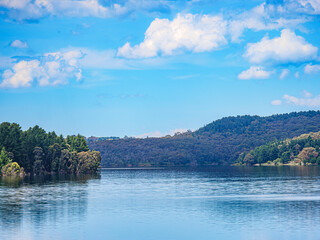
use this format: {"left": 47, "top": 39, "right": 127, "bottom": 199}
{"left": 283, "top": 93, "right": 320, "bottom": 106}
{"left": 0, "top": 50, "right": 83, "bottom": 88}
{"left": 279, "top": 69, "right": 290, "bottom": 79}
{"left": 244, "top": 29, "right": 318, "bottom": 65}
{"left": 238, "top": 66, "right": 273, "bottom": 80}
{"left": 10, "top": 40, "right": 28, "bottom": 48}
{"left": 0, "top": 0, "right": 173, "bottom": 21}
{"left": 117, "top": 13, "right": 227, "bottom": 58}
{"left": 271, "top": 99, "right": 282, "bottom": 105}
{"left": 304, "top": 63, "right": 320, "bottom": 73}
{"left": 113, "top": 1, "right": 318, "bottom": 59}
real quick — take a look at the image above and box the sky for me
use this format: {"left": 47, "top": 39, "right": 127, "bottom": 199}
{"left": 0, "top": 0, "right": 320, "bottom": 138}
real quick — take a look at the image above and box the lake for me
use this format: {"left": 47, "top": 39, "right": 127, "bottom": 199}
{"left": 1, "top": 166, "right": 320, "bottom": 240}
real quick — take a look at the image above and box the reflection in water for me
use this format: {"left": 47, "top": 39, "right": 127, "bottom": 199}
{"left": 162, "top": 167, "right": 320, "bottom": 229}
{"left": 0, "top": 174, "right": 100, "bottom": 232}
{"left": 1, "top": 167, "right": 320, "bottom": 240}
{"left": 201, "top": 198, "right": 320, "bottom": 231}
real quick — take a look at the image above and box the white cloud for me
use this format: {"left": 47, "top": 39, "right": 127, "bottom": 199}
{"left": 136, "top": 131, "right": 163, "bottom": 138}
{"left": 283, "top": 93, "right": 320, "bottom": 106}
{"left": 1, "top": 60, "right": 40, "bottom": 88}
{"left": 274, "top": 90, "right": 320, "bottom": 107}
{"left": 10, "top": 40, "right": 28, "bottom": 48}
{"left": 271, "top": 99, "right": 282, "bottom": 105}
{"left": 0, "top": 0, "right": 173, "bottom": 21}
{"left": 294, "top": 71, "right": 300, "bottom": 78}
{"left": 244, "top": 29, "right": 318, "bottom": 65}
{"left": 0, "top": 0, "right": 123, "bottom": 20}
{"left": 263, "top": 0, "right": 320, "bottom": 16}
{"left": 117, "top": 13, "right": 227, "bottom": 58}
{"left": 229, "top": 3, "right": 307, "bottom": 42}
{"left": 168, "top": 128, "right": 188, "bottom": 136}
{"left": 0, "top": 0, "right": 29, "bottom": 9}
{"left": 135, "top": 128, "right": 188, "bottom": 138}
{"left": 238, "top": 66, "right": 273, "bottom": 80}
{"left": 0, "top": 50, "right": 83, "bottom": 88}
{"left": 279, "top": 69, "right": 290, "bottom": 79}
{"left": 298, "top": 0, "right": 320, "bottom": 14}
{"left": 304, "top": 63, "right": 320, "bottom": 73}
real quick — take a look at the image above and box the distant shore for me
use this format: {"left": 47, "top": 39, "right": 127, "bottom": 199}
{"left": 101, "top": 167, "right": 164, "bottom": 170}
{"left": 253, "top": 162, "right": 318, "bottom": 166}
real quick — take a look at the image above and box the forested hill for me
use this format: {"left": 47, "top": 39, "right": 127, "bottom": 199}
{"left": 195, "top": 111, "right": 320, "bottom": 139}
{"left": 88, "top": 111, "right": 320, "bottom": 167}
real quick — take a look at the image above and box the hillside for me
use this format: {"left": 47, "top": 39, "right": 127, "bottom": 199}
{"left": 237, "top": 131, "right": 320, "bottom": 166}
{"left": 88, "top": 111, "right": 320, "bottom": 167}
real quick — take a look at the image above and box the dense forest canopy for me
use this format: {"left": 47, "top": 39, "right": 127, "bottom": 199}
{"left": 88, "top": 111, "right": 320, "bottom": 167}
{"left": 0, "top": 122, "right": 101, "bottom": 176}
{"left": 237, "top": 131, "right": 320, "bottom": 166}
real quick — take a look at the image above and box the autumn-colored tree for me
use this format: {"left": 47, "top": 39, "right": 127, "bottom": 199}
{"left": 243, "top": 152, "right": 255, "bottom": 165}
{"left": 298, "top": 147, "right": 318, "bottom": 162}
{"left": 77, "top": 151, "right": 101, "bottom": 174}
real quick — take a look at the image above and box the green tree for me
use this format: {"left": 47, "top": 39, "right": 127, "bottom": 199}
{"left": 281, "top": 151, "right": 291, "bottom": 163}
{"left": 0, "top": 122, "right": 23, "bottom": 162}
{"left": 66, "top": 151, "right": 78, "bottom": 174}
{"left": 46, "top": 143, "right": 61, "bottom": 172}
{"left": 269, "top": 146, "right": 279, "bottom": 161}
{"left": 0, "top": 147, "right": 12, "bottom": 169}
{"left": 33, "top": 147, "right": 45, "bottom": 175}
{"left": 66, "top": 134, "right": 89, "bottom": 152}
{"left": 257, "top": 147, "right": 268, "bottom": 164}
{"left": 58, "top": 149, "right": 71, "bottom": 173}
{"left": 21, "top": 126, "right": 47, "bottom": 172}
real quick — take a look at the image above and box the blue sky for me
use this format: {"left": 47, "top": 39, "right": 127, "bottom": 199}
{"left": 1, "top": 0, "right": 320, "bottom": 137}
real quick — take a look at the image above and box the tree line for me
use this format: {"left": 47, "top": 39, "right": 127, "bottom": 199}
{"left": 0, "top": 122, "right": 101, "bottom": 176}
{"left": 237, "top": 131, "right": 320, "bottom": 166}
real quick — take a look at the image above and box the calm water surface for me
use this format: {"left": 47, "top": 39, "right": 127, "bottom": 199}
{"left": 1, "top": 166, "right": 320, "bottom": 240}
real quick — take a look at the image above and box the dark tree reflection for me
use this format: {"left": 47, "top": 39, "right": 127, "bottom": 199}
{"left": 0, "top": 174, "right": 100, "bottom": 230}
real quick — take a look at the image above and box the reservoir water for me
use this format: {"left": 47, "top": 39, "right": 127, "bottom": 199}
{"left": 1, "top": 166, "right": 320, "bottom": 240}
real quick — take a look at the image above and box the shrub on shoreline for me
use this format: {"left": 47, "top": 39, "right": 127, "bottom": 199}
{"left": 1, "top": 162, "right": 25, "bottom": 177}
